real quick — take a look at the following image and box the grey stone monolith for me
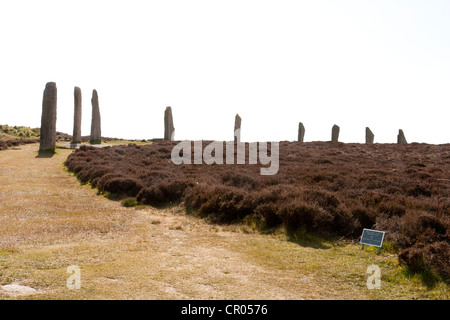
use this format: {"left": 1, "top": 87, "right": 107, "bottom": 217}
{"left": 39, "top": 82, "right": 57, "bottom": 151}
{"left": 164, "top": 106, "right": 175, "bottom": 141}
{"left": 72, "top": 87, "right": 82, "bottom": 144}
{"left": 331, "top": 124, "right": 340, "bottom": 142}
{"left": 298, "top": 122, "right": 305, "bottom": 142}
{"left": 365, "top": 127, "right": 374, "bottom": 144}
{"left": 397, "top": 129, "right": 407, "bottom": 144}
{"left": 234, "top": 114, "right": 241, "bottom": 143}
{"left": 90, "top": 89, "right": 101, "bottom": 144}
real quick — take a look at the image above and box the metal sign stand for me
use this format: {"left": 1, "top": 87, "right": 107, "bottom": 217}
{"left": 360, "top": 229, "right": 385, "bottom": 255}
{"left": 361, "top": 244, "right": 382, "bottom": 254}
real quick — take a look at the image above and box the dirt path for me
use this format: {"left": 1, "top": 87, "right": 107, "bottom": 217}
{"left": 0, "top": 144, "right": 447, "bottom": 299}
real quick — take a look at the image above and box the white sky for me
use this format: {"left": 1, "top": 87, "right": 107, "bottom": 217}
{"left": 0, "top": 0, "right": 449, "bottom": 143}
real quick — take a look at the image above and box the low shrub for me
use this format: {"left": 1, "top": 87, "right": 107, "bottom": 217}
{"left": 351, "top": 207, "right": 376, "bottom": 229}
{"left": 399, "top": 241, "right": 450, "bottom": 277}
{"left": 254, "top": 203, "right": 282, "bottom": 228}
{"left": 99, "top": 177, "right": 143, "bottom": 197}
{"left": 137, "top": 180, "right": 193, "bottom": 206}
{"left": 64, "top": 140, "right": 450, "bottom": 278}
{"left": 0, "top": 138, "right": 39, "bottom": 151}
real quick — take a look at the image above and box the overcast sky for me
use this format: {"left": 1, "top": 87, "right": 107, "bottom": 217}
{"left": 1, "top": 0, "right": 449, "bottom": 143}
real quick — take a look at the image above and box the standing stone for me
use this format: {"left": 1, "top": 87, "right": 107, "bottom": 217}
{"left": 90, "top": 89, "right": 101, "bottom": 144}
{"left": 331, "top": 124, "right": 340, "bottom": 142}
{"left": 39, "top": 82, "right": 57, "bottom": 151}
{"left": 298, "top": 122, "right": 305, "bottom": 142}
{"left": 397, "top": 129, "right": 407, "bottom": 144}
{"left": 234, "top": 114, "right": 241, "bottom": 143}
{"left": 164, "top": 106, "right": 175, "bottom": 141}
{"left": 72, "top": 87, "right": 82, "bottom": 144}
{"left": 365, "top": 127, "right": 374, "bottom": 144}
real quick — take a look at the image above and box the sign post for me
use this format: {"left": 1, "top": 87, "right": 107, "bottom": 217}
{"left": 360, "top": 228, "right": 385, "bottom": 254}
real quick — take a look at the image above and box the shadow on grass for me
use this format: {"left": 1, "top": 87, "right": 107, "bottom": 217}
{"left": 100, "top": 192, "right": 177, "bottom": 210}
{"left": 185, "top": 207, "right": 333, "bottom": 249}
{"left": 101, "top": 192, "right": 138, "bottom": 205}
{"left": 402, "top": 266, "right": 449, "bottom": 289}
{"left": 36, "top": 149, "right": 56, "bottom": 158}
{"left": 286, "top": 228, "right": 332, "bottom": 250}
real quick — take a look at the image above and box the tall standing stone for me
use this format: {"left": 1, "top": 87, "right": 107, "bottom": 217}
{"left": 72, "top": 87, "right": 82, "bottom": 144}
{"left": 298, "top": 122, "right": 305, "bottom": 142}
{"left": 397, "top": 129, "right": 407, "bottom": 144}
{"left": 234, "top": 114, "right": 241, "bottom": 143}
{"left": 90, "top": 89, "right": 101, "bottom": 144}
{"left": 331, "top": 124, "right": 340, "bottom": 142}
{"left": 164, "top": 106, "right": 175, "bottom": 141}
{"left": 39, "top": 82, "right": 57, "bottom": 151}
{"left": 365, "top": 127, "right": 374, "bottom": 144}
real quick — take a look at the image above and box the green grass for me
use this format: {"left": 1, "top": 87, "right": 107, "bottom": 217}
{"left": 121, "top": 198, "right": 139, "bottom": 207}
{"left": 234, "top": 228, "right": 449, "bottom": 299}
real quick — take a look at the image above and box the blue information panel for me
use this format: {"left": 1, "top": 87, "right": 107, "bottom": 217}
{"left": 360, "top": 228, "right": 385, "bottom": 248}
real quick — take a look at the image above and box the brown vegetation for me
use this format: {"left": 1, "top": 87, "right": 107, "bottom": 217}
{"left": 65, "top": 141, "right": 450, "bottom": 278}
{"left": 0, "top": 138, "right": 39, "bottom": 151}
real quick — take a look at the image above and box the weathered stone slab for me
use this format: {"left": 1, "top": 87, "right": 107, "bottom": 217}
{"left": 39, "top": 82, "right": 57, "bottom": 151}
{"left": 365, "top": 127, "right": 374, "bottom": 144}
{"left": 234, "top": 114, "right": 241, "bottom": 143}
{"left": 72, "top": 86, "right": 82, "bottom": 144}
{"left": 90, "top": 89, "right": 101, "bottom": 144}
{"left": 331, "top": 124, "right": 340, "bottom": 142}
{"left": 397, "top": 129, "right": 407, "bottom": 144}
{"left": 298, "top": 122, "right": 305, "bottom": 142}
{"left": 1, "top": 284, "right": 39, "bottom": 296}
{"left": 164, "top": 106, "right": 175, "bottom": 141}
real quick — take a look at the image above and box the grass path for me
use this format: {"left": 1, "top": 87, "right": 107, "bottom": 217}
{"left": 0, "top": 144, "right": 448, "bottom": 299}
